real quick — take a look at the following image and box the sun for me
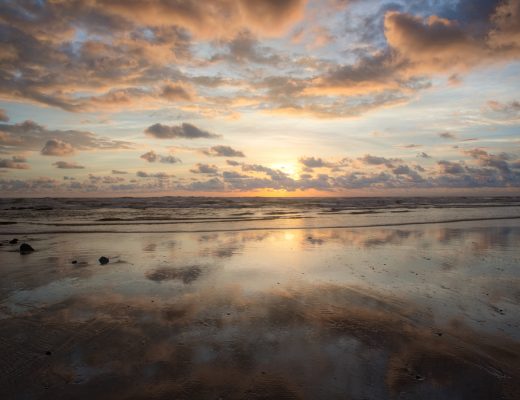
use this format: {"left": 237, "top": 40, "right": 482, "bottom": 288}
{"left": 271, "top": 162, "right": 300, "bottom": 179}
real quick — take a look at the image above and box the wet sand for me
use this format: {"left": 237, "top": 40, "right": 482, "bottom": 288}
{"left": 1, "top": 218, "right": 519, "bottom": 399}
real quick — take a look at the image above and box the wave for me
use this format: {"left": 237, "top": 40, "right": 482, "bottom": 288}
{"left": 2, "top": 215, "right": 520, "bottom": 236}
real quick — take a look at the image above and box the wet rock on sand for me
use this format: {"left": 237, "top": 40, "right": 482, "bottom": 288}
{"left": 98, "top": 256, "right": 109, "bottom": 265}
{"left": 9, "top": 238, "right": 18, "bottom": 244}
{"left": 19, "top": 243, "right": 34, "bottom": 254}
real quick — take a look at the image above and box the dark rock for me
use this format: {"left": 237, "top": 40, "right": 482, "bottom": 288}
{"left": 98, "top": 256, "right": 109, "bottom": 265}
{"left": 9, "top": 238, "right": 18, "bottom": 244}
{"left": 45, "top": 351, "right": 52, "bottom": 356}
{"left": 71, "top": 260, "right": 78, "bottom": 264}
{"left": 19, "top": 243, "right": 34, "bottom": 254}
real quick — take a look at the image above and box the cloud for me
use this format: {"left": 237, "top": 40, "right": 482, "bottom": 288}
{"left": 145, "top": 123, "right": 220, "bottom": 139}
{"left": 359, "top": 154, "right": 401, "bottom": 168}
{"left": 0, "top": 0, "right": 519, "bottom": 122}
{"left": 140, "top": 150, "right": 182, "bottom": 164}
{"left": 384, "top": 11, "right": 487, "bottom": 73}
{"left": 41, "top": 139, "right": 75, "bottom": 156}
{"left": 0, "top": 0, "right": 306, "bottom": 112}
{"left": 53, "top": 161, "right": 85, "bottom": 169}
{"left": 93, "top": 0, "right": 306, "bottom": 39}
{"left": 0, "top": 109, "right": 8, "bottom": 122}
{"left": 0, "top": 156, "right": 29, "bottom": 169}
{"left": 464, "top": 148, "right": 512, "bottom": 174}
{"left": 485, "top": 99, "right": 520, "bottom": 121}
{"left": 226, "top": 160, "right": 241, "bottom": 166}
{"left": 439, "top": 132, "right": 456, "bottom": 139}
{"left": 0, "top": 120, "right": 133, "bottom": 154}
{"left": 182, "top": 177, "right": 226, "bottom": 191}
{"left": 190, "top": 163, "right": 219, "bottom": 174}
{"left": 203, "top": 145, "right": 245, "bottom": 157}
{"left": 136, "top": 171, "right": 171, "bottom": 179}
{"left": 2, "top": 147, "right": 520, "bottom": 194}
{"left": 299, "top": 156, "right": 349, "bottom": 170}
{"left": 112, "top": 169, "right": 128, "bottom": 174}
{"left": 210, "top": 31, "right": 282, "bottom": 65}
{"left": 488, "top": 0, "right": 520, "bottom": 48}
{"left": 438, "top": 160, "right": 466, "bottom": 174}
{"left": 160, "top": 83, "right": 194, "bottom": 101}
{"left": 299, "top": 156, "right": 328, "bottom": 168}
{"left": 140, "top": 150, "right": 158, "bottom": 163}
{"left": 159, "top": 155, "right": 182, "bottom": 164}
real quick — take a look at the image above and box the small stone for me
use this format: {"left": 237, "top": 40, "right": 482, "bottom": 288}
{"left": 19, "top": 243, "right": 34, "bottom": 254}
{"left": 9, "top": 238, "right": 18, "bottom": 244}
{"left": 98, "top": 256, "right": 109, "bottom": 265}
{"left": 45, "top": 351, "right": 52, "bottom": 356}
{"left": 71, "top": 260, "right": 78, "bottom": 264}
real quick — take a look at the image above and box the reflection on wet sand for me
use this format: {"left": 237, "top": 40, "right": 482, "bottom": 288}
{"left": 0, "top": 220, "right": 519, "bottom": 399}
{"left": 146, "top": 266, "right": 203, "bottom": 284}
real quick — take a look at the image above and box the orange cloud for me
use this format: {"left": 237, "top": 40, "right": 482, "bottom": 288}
{"left": 384, "top": 12, "right": 488, "bottom": 74}
{"left": 98, "top": 0, "right": 307, "bottom": 38}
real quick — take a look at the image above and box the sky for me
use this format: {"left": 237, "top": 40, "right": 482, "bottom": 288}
{"left": 0, "top": 0, "right": 519, "bottom": 197}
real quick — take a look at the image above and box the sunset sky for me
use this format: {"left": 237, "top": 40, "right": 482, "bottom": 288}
{"left": 0, "top": 0, "right": 519, "bottom": 196}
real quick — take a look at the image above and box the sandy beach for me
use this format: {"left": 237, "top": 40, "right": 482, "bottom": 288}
{"left": 0, "top": 198, "right": 519, "bottom": 399}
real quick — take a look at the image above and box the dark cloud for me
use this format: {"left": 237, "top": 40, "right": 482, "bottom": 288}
{"left": 140, "top": 150, "right": 158, "bottom": 162}
{"left": 160, "top": 155, "right": 182, "bottom": 164}
{"left": 203, "top": 145, "right": 245, "bottom": 157}
{"left": 2, "top": 148, "right": 520, "bottom": 194}
{"left": 53, "top": 161, "right": 85, "bottom": 169}
{"left": 160, "top": 83, "right": 193, "bottom": 101}
{"left": 464, "top": 148, "right": 513, "bottom": 175}
{"left": 41, "top": 139, "right": 75, "bottom": 156}
{"left": 136, "top": 171, "right": 171, "bottom": 179}
{"left": 190, "top": 163, "right": 219, "bottom": 174}
{"left": 182, "top": 177, "right": 226, "bottom": 191}
{"left": 140, "top": 150, "right": 182, "bottom": 164}
{"left": 211, "top": 31, "right": 281, "bottom": 65}
{"left": 438, "top": 160, "right": 466, "bottom": 174}
{"left": 439, "top": 132, "right": 456, "bottom": 139}
{"left": 222, "top": 171, "right": 248, "bottom": 179}
{"left": 359, "top": 154, "right": 401, "bottom": 168}
{"left": 0, "top": 120, "right": 133, "bottom": 154}
{"left": 0, "top": 156, "right": 29, "bottom": 169}
{"left": 226, "top": 159, "right": 241, "bottom": 166}
{"left": 299, "top": 156, "right": 328, "bottom": 168}
{"left": 299, "top": 156, "right": 349, "bottom": 170}
{"left": 145, "top": 123, "right": 220, "bottom": 139}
